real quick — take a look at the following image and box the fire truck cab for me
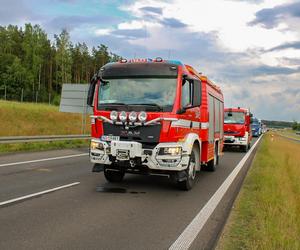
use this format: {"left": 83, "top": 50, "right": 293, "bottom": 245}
{"left": 224, "top": 107, "right": 253, "bottom": 152}
{"left": 87, "top": 58, "right": 224, "bottom": 190}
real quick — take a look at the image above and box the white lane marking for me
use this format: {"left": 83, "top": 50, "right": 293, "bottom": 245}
{"left": 169, "top": 136, "right": 263, "bottom": 250}
{"left": 0, "top": 153, "right": 89, "bottom": 168}
{"left": 0, "top": 182, "right": 80, "bottom": 207}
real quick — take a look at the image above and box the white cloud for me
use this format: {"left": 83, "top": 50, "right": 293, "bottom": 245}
{"left": 95, "top": 28, "right": 112, "bottom": 35}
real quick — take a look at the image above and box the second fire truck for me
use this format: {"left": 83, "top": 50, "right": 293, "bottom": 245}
{"left": 224, "top": 107, "right": 253, "bottom": 152}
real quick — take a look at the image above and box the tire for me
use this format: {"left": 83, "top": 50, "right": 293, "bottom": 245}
{"left": 206, "top": 144, "right": 218, "bottom": 172}
{"left": 178, "top": 146, "right": 199, "bottom": 191}
{"left": 241, "top": 145, "right": 248, "bottom": 152}
{"left": 104, "top": 168, "right": 125, "bottom": 183}
{"left": 248, "top": 143, "right": 251, "bottom": 149}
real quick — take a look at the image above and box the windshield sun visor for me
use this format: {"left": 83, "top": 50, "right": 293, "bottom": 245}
{"left": 100, "top": 62, "right": 178, "bottom": 79}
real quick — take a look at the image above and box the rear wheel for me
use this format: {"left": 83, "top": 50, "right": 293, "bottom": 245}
{"left": 104, "top": 167, "right": 125, "bottom": 182}
{"left": 178, "top": 146, "right": 199, "bottom": 191}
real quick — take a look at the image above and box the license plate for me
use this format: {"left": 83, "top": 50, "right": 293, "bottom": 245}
{"left": 101, "top": 135, "right": 120, "bottom": 141}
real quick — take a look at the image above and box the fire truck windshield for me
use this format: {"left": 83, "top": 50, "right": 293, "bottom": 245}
{"left": 224, "top": 112, "right": 245, "bottom": 124}
{"left": 98, "top": 78, "right": 177, "bottom": 111}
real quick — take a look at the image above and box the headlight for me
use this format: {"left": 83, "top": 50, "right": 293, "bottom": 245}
{"left": 138, "top": 111, "right": 147, "bottom": 122}
{"left": 158, "top": 147, "right": 182, "bottom": 156}
{"left": 119, "top": 111, "right": 127, "bottom": 122}
{"left": 110, "top": 111, "right": 118, "bottom": 121}
{"left": 129, "top": 111, "right": 137, "bottom": 122}
{"left": 90, "top": 141, "right": 104, "bottom": 150}
{"left": 239, "top": 137, "right": 246, "bottom": 141}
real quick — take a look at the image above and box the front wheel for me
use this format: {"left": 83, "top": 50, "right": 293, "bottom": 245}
{"left": 178, "top": 146, "right": 199, "bottom": 191}
{"left": 104, "top": 168, "right": 125, "bottom": 182}
{"left": 241, "top": 145, "right": 248, "bottom": 152}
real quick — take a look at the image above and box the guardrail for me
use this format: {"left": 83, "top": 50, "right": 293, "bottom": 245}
{"left": 0, "top": 135, "right": 90, "bottom": 144}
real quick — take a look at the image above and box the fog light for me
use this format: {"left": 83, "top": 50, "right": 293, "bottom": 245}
{"left": 138, "top": 111, "right": 147, "bottom": 122}
{"left": 110, "top": 111, "right": 118, "bottom": 122}
{"left": 129, "top": 111, "right": 137, "bottom": 122}
{"left": 119, "top": 111, "right": 127, "bottom": 122}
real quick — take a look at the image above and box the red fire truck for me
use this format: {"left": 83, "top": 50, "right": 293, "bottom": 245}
{"left": 87, "top": 58, "right": 224, "bottom": 190}
{"left": 224, "top": 107, "right": 252, "bottom": 152}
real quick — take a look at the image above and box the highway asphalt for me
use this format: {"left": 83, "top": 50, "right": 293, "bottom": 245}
{"left": 0, "top": 138, "right": 259, "bottom": 250}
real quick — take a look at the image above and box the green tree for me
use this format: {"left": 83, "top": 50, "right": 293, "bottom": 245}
{"left": 55, "top": 29, "right": 72, "bottom": 88}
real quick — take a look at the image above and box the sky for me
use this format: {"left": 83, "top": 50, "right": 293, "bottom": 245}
{"left": 0, "top": 0, "right": 300, "bottom": 121}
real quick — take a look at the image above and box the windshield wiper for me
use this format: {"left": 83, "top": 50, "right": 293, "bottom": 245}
{"left": 129, "top": 103, "right": 163, "bottom": 111}
{"left": 99, "top": 102, "right": 127, "bottom": 106}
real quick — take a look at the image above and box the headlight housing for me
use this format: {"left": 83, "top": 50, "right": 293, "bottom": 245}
{"left": 129, "top": 111, "right": 137, "bottom": 122}
{"left": 119, "top": 111, "right": 127, "bottom": 122}
{"left": 110, "top": 111, "right": 118, "bottom": 122}
{"left": 138, "top": 111, "right": 147, "bottom": 122}
{"left": 238, "top": 137, "right": 247, "bottom": 141}
{"left": 158, "top": 147, "right": 182, "bottom": 156}
{"left": 90, "top": 141, "right": 104, "bottom": 150}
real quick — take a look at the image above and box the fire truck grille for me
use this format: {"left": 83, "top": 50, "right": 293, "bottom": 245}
{"left": 224, "top": 131, "right": 239, "bottom": 135}
{"left": 102, "top": 123, "right": 161, "bottom": 146}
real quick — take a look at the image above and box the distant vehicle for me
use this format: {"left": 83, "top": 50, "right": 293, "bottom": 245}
{"left": 87, "top": 58, "right": 224, "bottom": 190}
{"left": 251, "top": 117, "right": 262, "bottom": 137}
{"left": 224, "top": 107, "right": 253, "bottom": 152}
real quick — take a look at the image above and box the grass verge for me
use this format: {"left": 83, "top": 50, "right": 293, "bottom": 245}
{"left": 276, "top": 129, "right": 300, "bottom": 141}
{"left": 0, "top": 139, "right": 89, "bottom": 154}
{"left": 0, "top": 100, "right": 90, "bottom": 136}
{"left": 217, "top": 133, "right": 300, "bottom": 250}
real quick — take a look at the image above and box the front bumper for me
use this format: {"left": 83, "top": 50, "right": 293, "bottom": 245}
{"left": 224, "top": 135, "right": 247, "bottom": 146}
{"left": 89, "top": 139, "right": 190, "bottom": 171}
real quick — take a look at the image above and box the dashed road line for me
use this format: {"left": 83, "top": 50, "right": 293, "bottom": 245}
{"left": 0, "top": 153, "right": 88, "bottom": 168}
{"left": 0, "top": 182, "right": 80, "bottom": 207}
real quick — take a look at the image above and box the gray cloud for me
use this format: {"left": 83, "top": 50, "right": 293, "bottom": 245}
{"left": 0, "top": 0, "right": 40, "bottom": 25}
{"left": 251, "top": 65, "right": 300, "bottom": 75}
{"left": 267, "top": 41, "right": 300, "bottom": 52}
{"left": 228, "top": 0, "right": 263, "bottom": 3}
{"left": 140, "top": 6, "right": 163, "bottom": 15}
{"left": 279, "top": 57, "right": 300, "bottom": 66}
{"left": 249, "top": 1, "right": 300, "bottom": 29}
{"left": 44, "top": 15, "right": 120, "bottom": 32}
{"left": 160, "top": 18, "right": 187, "bottom": 28}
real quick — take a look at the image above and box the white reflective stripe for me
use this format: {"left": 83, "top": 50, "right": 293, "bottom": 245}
{"left": 201, "top": 122, "right": 209, "bottom": 129}
{"left": 192, "top": 121, "right": 200, "bottom": 129}
{"left": 171, "top": 119, "right": 191, "bottom": 128}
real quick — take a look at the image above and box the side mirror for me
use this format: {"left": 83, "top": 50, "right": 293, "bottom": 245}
{"left": 87, "top": 75, "right": 97, "bottom": 107}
